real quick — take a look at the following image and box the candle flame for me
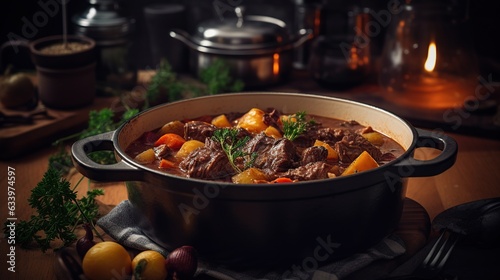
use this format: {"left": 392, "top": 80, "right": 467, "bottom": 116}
{"left": 424, "top": 42, "right": 437, "bottom": 72}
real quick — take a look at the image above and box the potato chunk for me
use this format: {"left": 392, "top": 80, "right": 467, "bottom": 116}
{"left": 341, "top": 151, "right": 379, "bottom": 176}
{"left": 362, "top": 132, "right": 385, "bottom": 146}
{"left": 158, "top": 120, "right": 185, "bottom": 137}
{"left": 175, "top": 140, "right": 205, "bottom": 159}
{"left": 264, "top": 126, "right": 282, "bottom": 138}
{"left": 232, "top": 168, "right": 268, "bottom": 184}
{"left": 134, "top": 148, "right": 156, "bottom": 164}
{"left": 237, "top": 108, "right": 268, "bottom": 133}
{"left": 211, "top": 114, "right": 232, "bottom": 128}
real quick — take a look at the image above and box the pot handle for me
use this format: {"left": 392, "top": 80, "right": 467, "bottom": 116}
{"left": 71, "top": 131, "right": 144, "bottom": 182}
{"left": 389, "top": 128, "right": 458, "bottom": 177}
{"left": 169, "top": 29, "right": 200, "bottom": 51}
{"left": 292, "top": 29, "right": 314, "bottom": 48}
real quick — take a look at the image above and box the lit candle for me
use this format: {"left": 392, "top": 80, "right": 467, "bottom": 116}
{"left": 388, "top": 41, "right": 474, "bottom": 109}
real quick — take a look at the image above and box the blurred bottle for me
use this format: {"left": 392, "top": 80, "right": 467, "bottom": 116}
{"left": 308, "top": 6, "right": 372, "bottom": 88}
{"left": 72, "top": 0, "right": 137, "bottom": 95}
{"left": 292, "top": 0, "right": 324, "bottom": 69}
{"left": 143, "top": 3, "right": 188, "bottom": 72}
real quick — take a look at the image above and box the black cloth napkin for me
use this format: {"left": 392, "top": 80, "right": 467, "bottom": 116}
{"left": 97, "top": 200, "right": 406, "bottom": 280}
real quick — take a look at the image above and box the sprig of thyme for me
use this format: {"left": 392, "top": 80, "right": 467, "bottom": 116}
{"left": 282, "top": 111, "right": 311, "bottom": 141}
{"left": 212, "top": 128, "right": 255, "bottom": 173}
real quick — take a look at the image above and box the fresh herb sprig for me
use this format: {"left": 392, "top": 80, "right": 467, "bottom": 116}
{"left": 145, "top": 59, "right": 243, "bottom": 108}
{"left": 7, "top": 168, "right": 104, "bottom": 252}
{"left": 81, "top": 108, "right": 139, "bottom": 164}
{"left": 282, "top": 111, "right": 312, "bottom": 141}
{"left": 51, "top": 107, "right": 139, "bottom": 167}
{"left": 48, "top": 146, "right": 73, "bottom": 174}
{"left": 199, "top": 59, "right": 244, "bottom": 95}
{"left": 212, "top": 128, "right": 256, "bottom": 173}
{"left": 144, "top": 60, "right": 197, "bottom": 108}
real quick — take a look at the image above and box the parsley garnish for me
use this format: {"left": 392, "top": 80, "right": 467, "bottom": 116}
{"left": 283, "top": 111, "right": 310, "bottom": 141}
{"left": 212, "top": 128, "right": 256, "bottom": 173}
{"left": 7, "top": 168, "right": 104, "bottom": 252}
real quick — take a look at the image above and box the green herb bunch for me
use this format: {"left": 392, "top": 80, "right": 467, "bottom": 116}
{"left": 144, "top": 60, "right": 199, "bottom": 108}
{"left": 7, "top": 168, "right": 103, "bottom": 252}
{"left": 51, "top": 108, "right": 138, "bottom": 168}
{"left": 145, "top": 59, "right": 244, "bottom": 108}
{"left": 199, "top": 59, "right": 245, "bottom": 95}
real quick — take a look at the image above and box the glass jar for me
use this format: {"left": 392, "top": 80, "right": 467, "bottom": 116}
{"left": 379, "top": 0, "right": 478, "bottom": 109}
{"left": 72, "top": 0, "right": 137, "bottom": 94}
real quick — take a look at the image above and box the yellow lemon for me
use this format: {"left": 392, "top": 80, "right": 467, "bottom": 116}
{"left": 82, "top": 241, "right": 132, "bottom": 280}
{"left": 132, "top": 250, "right": 167, "bottom": 280}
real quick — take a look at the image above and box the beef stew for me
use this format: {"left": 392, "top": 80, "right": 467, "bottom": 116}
{"left": 125, "top": 108, "right": 405, "bottom": 183}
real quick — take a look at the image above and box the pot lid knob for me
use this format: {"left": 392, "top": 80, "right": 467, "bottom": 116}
{"left": 195, "top": 8, "right": 289, "bottom": 47}
{"left": 72, "top": 0, "right": 135, "bottom": 44}
{"left": 235, "top": 6, "right": 244, "bottom": 28}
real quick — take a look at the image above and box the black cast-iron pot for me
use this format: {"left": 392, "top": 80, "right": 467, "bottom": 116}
{"left": 71, "top": 93, "right": 457, "bottom": 268}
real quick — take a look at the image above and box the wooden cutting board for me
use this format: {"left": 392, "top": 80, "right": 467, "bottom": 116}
{"left": 0, "top": 97, "right": 116, "bottom": 159}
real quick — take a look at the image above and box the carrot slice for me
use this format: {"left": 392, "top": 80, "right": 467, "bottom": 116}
{"left": 158, "top": 159, "right": 175, "bottom": 169}
{"left": 154, "top": 133, "right": 186, "bottom": 149}
{"left": 272, "top": 177, "right": 293, "bottom": 183}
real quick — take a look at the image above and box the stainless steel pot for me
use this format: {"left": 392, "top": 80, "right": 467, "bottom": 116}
{"left": 72, "top": 93, "right": 457, "bottom": 268}
{"left": 169, "top": 7, "right": 312, "bottom": 87}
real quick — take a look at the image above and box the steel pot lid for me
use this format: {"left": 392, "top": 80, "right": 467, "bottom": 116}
{"left": 193, "top": 7, "right": 291, "bottom": 50}
{"left": 72, "top": 0, "right": 135, "bottom": 45}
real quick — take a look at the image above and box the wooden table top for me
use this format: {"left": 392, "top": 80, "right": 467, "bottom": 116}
{"left": 1, "top": 72, "right": 500, "bottom": 279}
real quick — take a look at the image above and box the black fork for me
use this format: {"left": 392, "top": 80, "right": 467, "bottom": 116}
{"left": 415, "top": 230, "right": 460, "bottom": 278}
{"left": 382, "top": 230, "right": 460, "bottom": 280}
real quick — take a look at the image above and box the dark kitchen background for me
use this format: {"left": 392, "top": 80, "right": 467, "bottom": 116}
{"left": 1, "top": 0, "right": 499, "bottom": 80}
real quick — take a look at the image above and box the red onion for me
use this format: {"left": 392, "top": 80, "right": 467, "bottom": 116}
{"left": 76, "top": 223, "right": 96, "bottom": 259}
{"left": 165, "top": 246, "right": 198, "bottom": 280}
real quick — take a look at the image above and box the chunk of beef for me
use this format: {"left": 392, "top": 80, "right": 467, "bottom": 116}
{"left": 279, "top": 162, "right": 331, "bottom": 181}
{"left": 340, "top": 120, "right": 360, "bottom": 127}
{"left": 301, "top": 146, "right": 328, "bottom": 165}
{"left": 292, "top": 121, "right": 322, "bottom": 148}
{"left": 314, "top": 127, "right": 346, "bottom": 145}
{"left": 242, "top": 132, "right": 275, "bottom": 155}
{"left": 153, "top": 144, "right": 172, "bottom": 159}
{"left": 263, "top": 108, "right": 282, "bottom": 133}
{"left": 243, "top": 134, "right": 297, "bottom": 174}
{"left": 184, "top": 121, "right": 216, "bottom": 142}
{"left": 234, "top": 127, "right": 252, "bottom": 140}
{"left": 259, "top": 138, "right": 297, "bottom": 173}
{"left": 380, "top": 152, "right": 397, "bottom": 163}
{"left": 179, "top": 138, "right": 234, "bottom": 179}
{"left": 334, "top": 132, "right": 382, "bottom": 163}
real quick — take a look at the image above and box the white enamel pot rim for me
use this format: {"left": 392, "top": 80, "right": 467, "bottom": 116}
{"left": 71, "top": 92, "right": 458, "bottom": 199}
